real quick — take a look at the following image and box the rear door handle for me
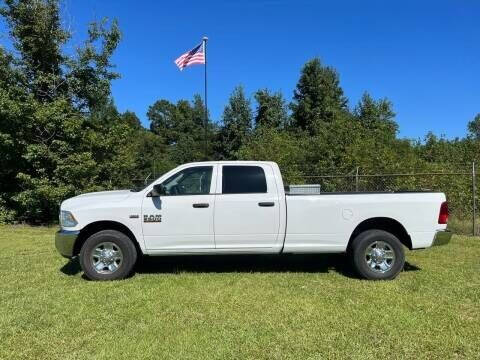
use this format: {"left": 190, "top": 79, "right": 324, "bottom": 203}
{"left": 193, "top": 203, "right": 209, "bottom": 208}
{"left": 258, "top": 202, "right": 275, "bottom": 207}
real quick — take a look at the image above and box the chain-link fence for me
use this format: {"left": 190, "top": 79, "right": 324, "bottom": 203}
{"left": 293, "top": 163, "right": 478, "bottom": 236}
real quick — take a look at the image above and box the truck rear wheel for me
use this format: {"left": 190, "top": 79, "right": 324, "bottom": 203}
{"left": 80, "top": 230, "right": 137, "bottom": 281}
{"left": 350, "top": 229, "right": 405, "bottom": 280}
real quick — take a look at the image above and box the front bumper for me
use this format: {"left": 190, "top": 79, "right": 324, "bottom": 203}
{"left": 55, "top": 229, "right": 80, "bottom": 258}
{"left": 433, "top": 230, "right": 452, "bottom": 246}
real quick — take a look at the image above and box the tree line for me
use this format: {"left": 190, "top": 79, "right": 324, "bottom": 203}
{"left": 0, "top": 0, "right": 478, "bottom": 223}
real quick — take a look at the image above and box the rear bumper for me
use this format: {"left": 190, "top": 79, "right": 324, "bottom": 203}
{"left": 55, "top": 229, "right": 80, "bottom": 258}
{"left": 433, "top": 230, "right": 452, "bottom": 246}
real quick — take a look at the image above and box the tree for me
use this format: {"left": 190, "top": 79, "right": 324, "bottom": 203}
{"left": 0, "top": 0, "right": 125, "bottom": 222}
{"left": 467, "top": 113, "right": 480, "bottom": 140}
{"left": 0, "top": 0, "right": 69, "bottom": 101}
{"left": 192, "top": 94, "right": 207, "bottom": 129}
{"left": 170, "top": 99, "right": 204, "bottom": 163}
{"left": 238, "top": 128, "right": 306, "bottom": 183}
{"left": 191, "top": 94, "right": 215, "bottom": 160}
{"left": 67, "top": 19, "right": 121, "bottom": 112}
{"left": 148, "top": 99, "right": 177, "bottom": 143}
{"left": 354, "top": 92, "right": 398, "bottom": 137}
{"left": 290, "top": 58, "right": 347, "bottom": 134}
{"left": 148, "top": 95, "right": 213, "bottom": 163}
{"left": 218, "top": 86, "right": 252, "bottom": 159}
{"left": 0, "top": 0, "right": 120, "bottom": 110}
{"left": 0, "top": 46, "right": 30, "bottom": 222}
{"left": 121, "top": 110, "right": 142, "bottom": 129}
{"left": 254, "top": 89, "right": 289, "bottom": 129}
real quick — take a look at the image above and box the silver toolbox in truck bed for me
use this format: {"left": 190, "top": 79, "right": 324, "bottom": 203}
{"left": 287, "top": 184, "right": 321, "bottom": 194}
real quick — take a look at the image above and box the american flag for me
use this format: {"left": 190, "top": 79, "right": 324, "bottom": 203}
{"left": 174, "top": 42, "right": 205, "bottom": 71}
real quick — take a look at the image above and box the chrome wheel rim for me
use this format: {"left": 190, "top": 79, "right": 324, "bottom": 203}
{"left": 91, "top": 242, "right": 123, "bottom": 274}
{"left": 365, "top": 241, "right": 395, "bottom": 273}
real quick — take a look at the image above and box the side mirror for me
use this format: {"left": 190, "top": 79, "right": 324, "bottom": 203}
{"left": 148, "top": 184, "right": 166, "bottom": 197}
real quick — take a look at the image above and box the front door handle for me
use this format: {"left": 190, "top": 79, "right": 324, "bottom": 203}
{"left": 193, "top": 203, "right": 209, "bottom": 208}
{"left": 258, "top": 202, "right": 275, "bottom": 207}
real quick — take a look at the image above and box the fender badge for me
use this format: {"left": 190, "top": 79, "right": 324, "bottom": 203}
{"left": 144, "top": 214, "right": 162, "bottom": 223}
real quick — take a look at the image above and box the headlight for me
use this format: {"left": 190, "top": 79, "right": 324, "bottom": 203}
{"left": 60, "top": 210, "right": 78, "bottom": 227}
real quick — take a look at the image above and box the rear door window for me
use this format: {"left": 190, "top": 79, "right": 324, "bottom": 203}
{"left": 222, "top": 166, "right": 267, "bottom": 194}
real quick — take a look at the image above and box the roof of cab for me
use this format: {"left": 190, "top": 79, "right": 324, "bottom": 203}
{"left": 181, "top": 160, "right": 278, "bottom": 166}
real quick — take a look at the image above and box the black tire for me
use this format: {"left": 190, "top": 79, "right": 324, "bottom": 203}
{"left": 350, "top": 229, "right": 405, "bottom": 280}
{"left": 80, "top": 230, "right": 137, "bottom": 281}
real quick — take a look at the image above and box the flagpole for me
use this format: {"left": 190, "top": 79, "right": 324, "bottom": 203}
{"left": 203, "top": 36, "right": 208, "bottom": 160}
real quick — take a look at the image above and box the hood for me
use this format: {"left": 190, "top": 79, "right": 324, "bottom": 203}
{"left": 62, "top": 190, "right": 133, "bottom": 210}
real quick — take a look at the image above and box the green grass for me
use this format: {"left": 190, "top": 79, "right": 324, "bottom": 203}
{"left": 0, "top": 226, "right": 479, "bottom": 359}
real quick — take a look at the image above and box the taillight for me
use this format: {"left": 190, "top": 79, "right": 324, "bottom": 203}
{"left": 438, "top": 201, "right": 449, "bottom": 224}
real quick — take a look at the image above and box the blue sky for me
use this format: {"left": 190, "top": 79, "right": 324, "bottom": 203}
{"left": 2, "top": 0, "right": 479, "bottom": 139}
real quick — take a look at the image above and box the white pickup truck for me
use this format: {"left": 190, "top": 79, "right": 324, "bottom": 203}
{"left": 55, "top": 161, "right": 451, "bottom": 281}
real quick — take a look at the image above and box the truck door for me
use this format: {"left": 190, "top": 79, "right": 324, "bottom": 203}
{"left": 214, "top": 164, "right": 281, "bottom": 249}
{"left": 142, "top": 165, "right": 216, "bottom": 250}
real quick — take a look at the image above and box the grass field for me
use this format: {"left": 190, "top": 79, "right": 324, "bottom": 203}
{"left": 0, "top": 226, "right": 479, "bottom": 359}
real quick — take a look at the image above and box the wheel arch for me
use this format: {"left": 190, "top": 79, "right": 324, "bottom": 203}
{"left": 347, "top": 217, "right": 412, "bottom": 251}
{"left": 73, "top": 220, "right": 143, "bottom": 257}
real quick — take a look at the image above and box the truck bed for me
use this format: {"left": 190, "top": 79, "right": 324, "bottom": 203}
{"left": 286, "top": 190, "right": 442, "bottom": 195}
{"left": 283, "top": 191, "right": 446, "bottom": 252}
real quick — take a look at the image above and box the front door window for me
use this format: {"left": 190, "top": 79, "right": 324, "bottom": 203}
{"left": 162, "top": 166, "right": 212, "bottom": 195}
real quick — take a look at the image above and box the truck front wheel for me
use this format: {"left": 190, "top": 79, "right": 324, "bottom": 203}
{"left": 80, "top": 230, "right": 137, "bottom": 281}
{"left": 350, "top": 229, "right": 405, "bottom": 280}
